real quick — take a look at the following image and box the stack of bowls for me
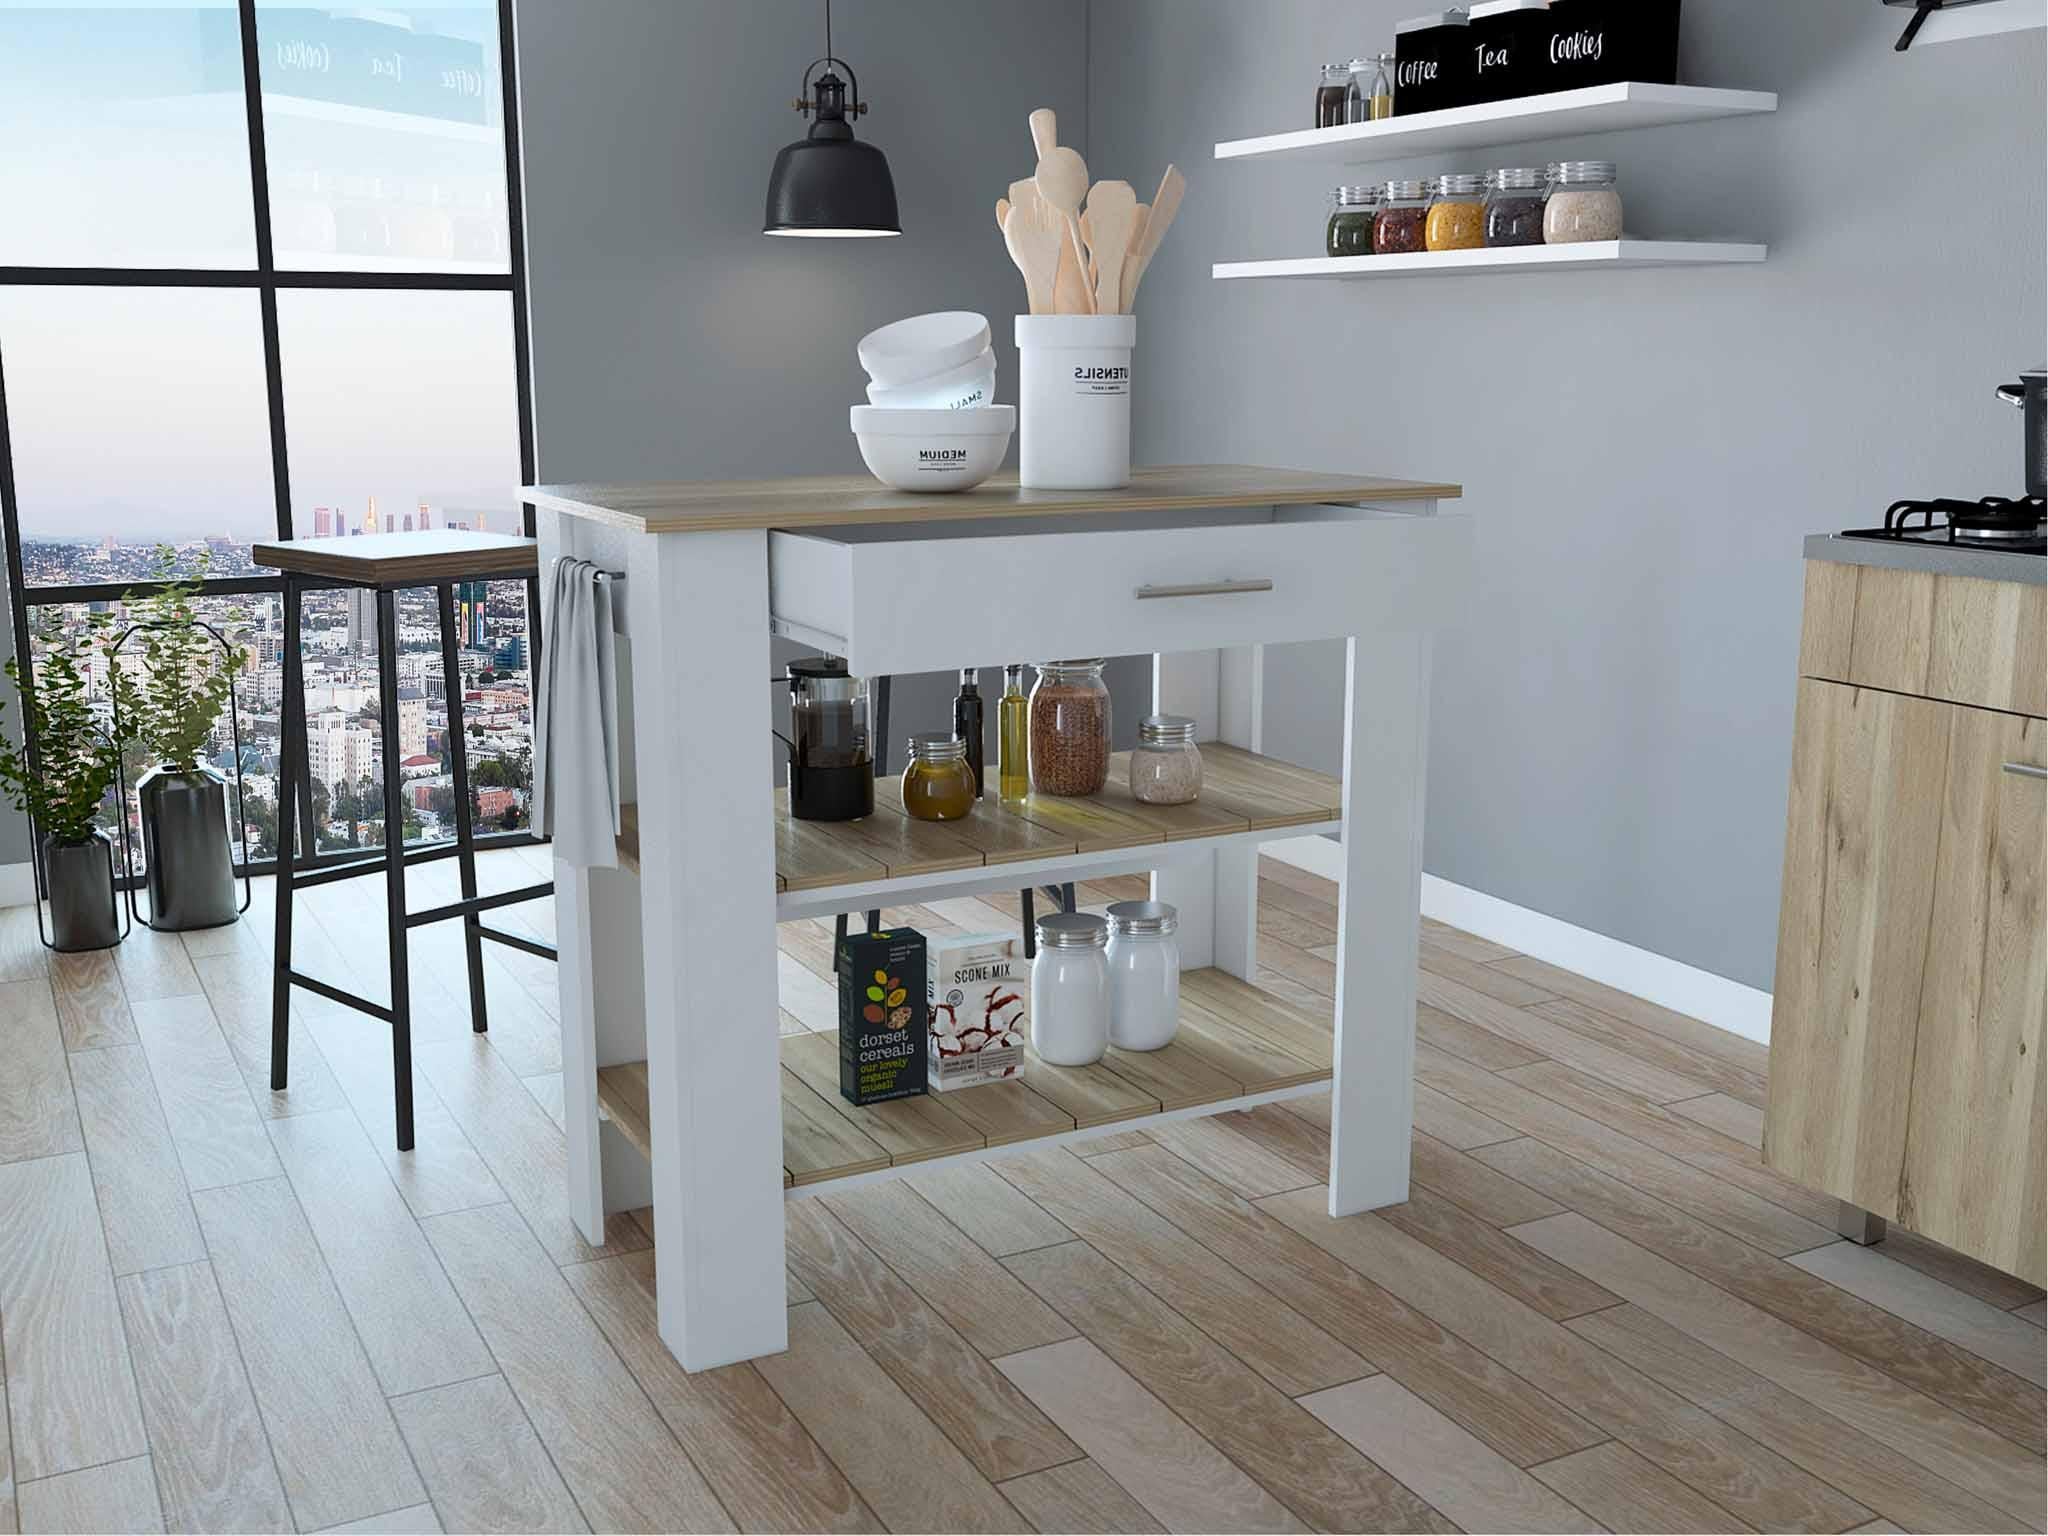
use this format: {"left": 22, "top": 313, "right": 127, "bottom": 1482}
{"left": 851, "top": 312, "right": 1014, "bottom": 492}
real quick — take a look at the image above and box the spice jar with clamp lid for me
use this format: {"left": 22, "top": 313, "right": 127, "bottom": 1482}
{"left": 1129, "top": 715, "right": 1203, "bottom": 805}
{"left": 1375, "top": 179, "right": 1430, "bottom": 254}
{"left": 1326, "top": 185, "right": 1379, "bottom": 258}
{"left": 901, "top": 734, "right": 976, "bottom": 821}
{"left": 1545, "top": 160, "right": 1622, "bottom": 243}
{"left": 1425, "top": 172, "right": 1487, "bottom": 251}
{"left": 1031, "top": 912, "right": 1110, "bottom": 1066}
{"left": 1484, "top": 167, "right": 1547, "bottom": 247}
{"left": 1106, "top": 900, "right": 1180, "bottom": 1051}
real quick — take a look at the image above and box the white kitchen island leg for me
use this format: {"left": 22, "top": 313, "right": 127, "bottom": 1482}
{"left": 627, "top": 527, "right": 787, "bottom": 1369}
{"left": 1327, "top": 630, "right": 1433, "bottom": 1215}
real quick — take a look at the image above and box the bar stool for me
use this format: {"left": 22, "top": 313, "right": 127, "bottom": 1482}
{"left": 252, "top": 532, "right": 554, "bottom": 1150}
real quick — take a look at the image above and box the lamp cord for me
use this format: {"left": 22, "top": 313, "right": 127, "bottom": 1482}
{"left": 825, "top": 0, "right": 833, "bottom": 67}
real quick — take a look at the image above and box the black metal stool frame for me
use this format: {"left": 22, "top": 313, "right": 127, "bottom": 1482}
{"left": 270, "top": 571, "right": 552, "bottom": 1151}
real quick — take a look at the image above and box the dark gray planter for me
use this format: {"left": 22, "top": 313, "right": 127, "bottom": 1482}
{"left": 44, "top": 831, "right": 121, "bottom": 952}
{"left": 137, "top": 764, "right": 239, "bottom": 932}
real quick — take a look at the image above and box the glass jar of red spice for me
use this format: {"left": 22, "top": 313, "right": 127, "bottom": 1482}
{"left": 1373, "top": 179, "right": 1429, "bottom": 255}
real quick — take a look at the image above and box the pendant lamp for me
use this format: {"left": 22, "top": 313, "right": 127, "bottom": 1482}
{"left": 763, "top": 0, "right": 901, "bottom": 238}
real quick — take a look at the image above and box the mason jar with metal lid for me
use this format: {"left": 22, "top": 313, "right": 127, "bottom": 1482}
{"left": 1374, "top": 178, "right": 1430, "bottom": 254}
{"left": 1425, "top": 172, "right": 1487, "bottom": 251}
{"left": 1545, "top": 160, "right": 1623, "bottom": 243}
{"left": 1031, "top": 911, "right": 1110, "bottom": 1066}
{"left": 1326, "top": 185, "right": 1379, "bottom": 258}
{"left": 900, "top": 733, "right": 975, "bottom": 821}
{"left": 1129, "top": 714, "right": 1203, "bottom": 804}
{"left": 1106, "top": 900, "right": 1181, "bottom": 1051}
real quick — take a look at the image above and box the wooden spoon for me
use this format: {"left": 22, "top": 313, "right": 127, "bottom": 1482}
{"left": 1029, "top": 107, "right": 1057, "bottom": 159}
{"left": 1002, "top": 201, "right": 1062, "bottom": 316}
{"left": 1056, "top": 217, "right": 1094, "bottom": 314}
{"left": 1032, "top": 146, "right": 1093, "bottom": 300}
{"left": 996, "top": 197, "right": 1010, "bottom": 236}
{"left": 1082, "top": 180, "right": 1139, "bottom": 319}
{"left": 1120, "top": 163, "right": 1184, "bottom": 313}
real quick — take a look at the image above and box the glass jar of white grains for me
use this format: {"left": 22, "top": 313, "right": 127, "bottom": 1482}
{"left": 1105, "top": 901, "right": 1180, "bottom": 1051}
{"left": 1031, "top": 912, "right": 1110, "bottom": 1066}
{"left": 1128, "top": 713, "right": 1203, "bottom": 805}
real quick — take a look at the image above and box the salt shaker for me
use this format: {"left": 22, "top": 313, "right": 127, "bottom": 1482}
{"left": 1031, "top": 912, "right": 1110, "bottom": 1066}
{"left": 1106, "top": 901, "right": 1180, "bottom": 1051}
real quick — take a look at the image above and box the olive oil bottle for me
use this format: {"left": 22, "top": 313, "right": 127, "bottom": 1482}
{"left": 997, "top": 664, "right": 1030, "bottom": 805}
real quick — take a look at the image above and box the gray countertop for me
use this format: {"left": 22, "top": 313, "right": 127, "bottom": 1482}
{"left": 1805, "top": 533, "right": 2045, "bottom": 585}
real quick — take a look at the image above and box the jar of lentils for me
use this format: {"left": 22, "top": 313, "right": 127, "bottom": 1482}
{"left": 1029, "top": 659, "right": 1111, "bottom": 797}
{"left": 1544, "top": 160, "right": 1622, "bottom": 243}
{"left": 1425, "top": 172, "right": 1486, "bottom": 251}
{"left": 1326, "top": 185, "right": 1378, "bottom": 257}
{"left": 1483, "top": 166, "right": 1546, "bottom": 247}
{"left": 1374, "top": 179, "right": 1429, "bottom": 254}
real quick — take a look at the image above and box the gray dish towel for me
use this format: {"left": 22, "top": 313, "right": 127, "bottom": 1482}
{"left": 534, "top": 557, "right": 621, "bottom": 869}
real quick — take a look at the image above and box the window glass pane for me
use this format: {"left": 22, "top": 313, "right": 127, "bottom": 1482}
{"left": 254, "top": 2, "right": 510, "bottom": 272}
{"left": 0, "top": 287, "right": 278, "bottom": 588}
{"left": 0, "top": 3, "right": 258, "bottom": 267}
{"left": 276, "top": 287, "right": 527, "bottom": 841}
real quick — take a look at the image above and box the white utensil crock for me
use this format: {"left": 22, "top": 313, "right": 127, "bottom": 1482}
{"left": 1015, "top": 313, "right": 1134, "bottom": 490}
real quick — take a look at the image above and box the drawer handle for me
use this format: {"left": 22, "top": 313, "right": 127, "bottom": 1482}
{"left": 1134, "top": 578, "right": 1275, "bottom": 600}
{"left": 2002, "top": 762, "right": 2048, "bottom": 781}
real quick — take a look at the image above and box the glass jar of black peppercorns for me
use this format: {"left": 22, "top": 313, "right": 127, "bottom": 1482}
{"left": 1326, "top": 185, "right": 1379, "bottom": 257}
{"left": 1483, "top": 167, "right": 1547, "bottom": 247}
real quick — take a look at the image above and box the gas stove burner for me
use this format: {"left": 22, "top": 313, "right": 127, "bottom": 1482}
{"left": 1841, "top": 495, "right": 2046, "bottom": 556}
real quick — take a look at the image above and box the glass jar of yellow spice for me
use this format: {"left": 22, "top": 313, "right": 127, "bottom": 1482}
{"left": 901, "top": 734, "right": 976, "bottom": 821}
{"left": 1425, "top": 172, "right": 1486, "bottom": 252}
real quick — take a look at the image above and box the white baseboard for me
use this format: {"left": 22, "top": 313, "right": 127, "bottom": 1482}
{"left": 0, "top": 862, "right": 32, "bottom": 910}
{"left": 1263, "top": 834, "right": 1773, "bottom": 1046}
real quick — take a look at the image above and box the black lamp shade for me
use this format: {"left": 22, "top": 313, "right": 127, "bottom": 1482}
{"left": 764, "top": 132, "right": 900, "bottom": 237}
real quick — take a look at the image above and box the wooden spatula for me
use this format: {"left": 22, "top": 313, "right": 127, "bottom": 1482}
{"left": 996, "top": 197, "right": 1010, "bottom": 236}
{"left": 1054, "top": 219, "right": 1094, "bottom": 314}
{"left": 1029, "top": 107, "right": 1057, "bottom": 159}
{"left": 1002, "top": 200, "right": 1062, "bottom": 316}
{"left": 1082, "top": 180, "right": 1139, "bottom": 320}
{"left": 1120, "top": 164, "right": 1184, "bottom": 313}
{"left": 1119, "top": 202, "right": 1150, "bottom": 314}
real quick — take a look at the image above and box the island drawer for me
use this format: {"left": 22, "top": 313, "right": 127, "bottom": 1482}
{"left": 766, "top": 506, "right": 1469, "bottom": 675}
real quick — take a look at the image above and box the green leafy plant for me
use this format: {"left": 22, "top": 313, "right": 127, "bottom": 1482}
{"left": 109, "top": 548, "right": 245, "bottom": 774}
{"left": 0, "top": 618, "right": 121, "bottom": 845}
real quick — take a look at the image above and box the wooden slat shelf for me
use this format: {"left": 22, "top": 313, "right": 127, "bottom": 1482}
{"left": 615, "top": 745, "right": 1341, "bottom": 900}
{"left": 593, "top": 968, "right": 1336, "bottom": 1193}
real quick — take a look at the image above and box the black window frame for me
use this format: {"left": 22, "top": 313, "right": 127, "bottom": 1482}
{"left": 0, "top": 0, "right": 538, "bottom": 876}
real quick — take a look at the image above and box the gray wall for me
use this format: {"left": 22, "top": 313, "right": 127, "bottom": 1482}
{"left": 513, "top": 0, "right": 1121, "bottom": 761}
{"left": 1087, "top": 0, "right": 2043, "bottom": 990}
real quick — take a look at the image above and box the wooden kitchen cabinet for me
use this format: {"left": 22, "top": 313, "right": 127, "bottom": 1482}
{"left": 1767, "top": 558, "right": 2047, "bottom": 1285}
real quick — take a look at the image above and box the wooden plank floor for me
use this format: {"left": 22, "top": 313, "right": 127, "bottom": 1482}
{"left": 0, "top": 852, "right": 2040, "bottom": 1533}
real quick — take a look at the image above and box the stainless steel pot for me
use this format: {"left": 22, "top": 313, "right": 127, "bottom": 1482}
{"left": 137, "top": 764, "right": 240, "bottom": 931}
{"left": 1996, "top": 367, "right": 2046, "bottom": 500}
{"left": 44, "top": 831, "right": 121, "bottom": 952}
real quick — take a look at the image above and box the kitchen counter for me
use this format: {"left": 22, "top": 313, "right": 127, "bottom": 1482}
{"left": 531, "top": 463, "right": 1470, "bottom": 1371}
{"left": 1805, "top": 532, "right": 2045, "bottom": 585}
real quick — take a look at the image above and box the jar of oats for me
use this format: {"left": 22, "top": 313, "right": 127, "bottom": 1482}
{"left": 1029, "top": 659, "right": 1111, "bottom": 797}
{"left": 1545, "top": 161, "right": 1622, "bottom": 244}
{"left": 1128, "top": 714, "right": 1202, "bottom": 805}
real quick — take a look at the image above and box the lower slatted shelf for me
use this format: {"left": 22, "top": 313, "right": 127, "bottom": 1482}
{"left": 593, "top": 967, "right": 1335, "bottom": 1194}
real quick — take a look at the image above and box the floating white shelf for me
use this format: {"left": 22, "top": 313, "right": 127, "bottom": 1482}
{"left": 1893, "top": 0, "right": 2046, "bottom": 45}
{"left": 1213, "top": 240, "right": 1768, "bottom": 281}
{"left": 1213, "top": 82, "right": 1777, "bottom": 167}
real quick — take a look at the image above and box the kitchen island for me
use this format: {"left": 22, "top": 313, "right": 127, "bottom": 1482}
{"left": 527, "top": 465, "right": 1469, "bottom": 1369}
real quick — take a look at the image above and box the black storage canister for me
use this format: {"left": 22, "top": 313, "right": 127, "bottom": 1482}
{"left": 1392, "top": 9, "right": 1473, "bottom": 116}
{"left": 1466, "top": 0, "right": 1553, "bottom": 105}
{"left": 1540, "top": 0, "right": 1681, "bottom": 92}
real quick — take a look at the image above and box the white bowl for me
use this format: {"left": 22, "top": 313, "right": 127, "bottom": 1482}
{"left": 858, "top": 312, "right": 991, "bottom": 388}
{"left": 851, "top": 405, "right": 1014, "bottom": 493}
{"left": 865, "top": 347, "right": 996, "bottom": 410}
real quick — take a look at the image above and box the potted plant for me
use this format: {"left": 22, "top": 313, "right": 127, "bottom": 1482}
{"left": 110, "top": 551, "right": 246, "bottom": 932}
{"left": 0, "top": 622, "right": 124, "bottom": 951}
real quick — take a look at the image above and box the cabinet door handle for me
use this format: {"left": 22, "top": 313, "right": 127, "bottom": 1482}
{"left": 2002, "top": 761, "right": 2048, "bottom": 781}
{"left": 1134, "top": 579, "right": 1275, "bottom": 600}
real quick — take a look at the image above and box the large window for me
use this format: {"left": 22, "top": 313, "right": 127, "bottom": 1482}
{"left": 0, "top": 1, "right": 534, "bottom": 871}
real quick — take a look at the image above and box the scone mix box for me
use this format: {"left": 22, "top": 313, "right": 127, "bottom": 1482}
{"left": 836, "top": 927, "right": 928, "bottom": 1106}
{"left": 927, "top": 932, "right": 1028, "bottom": 1091}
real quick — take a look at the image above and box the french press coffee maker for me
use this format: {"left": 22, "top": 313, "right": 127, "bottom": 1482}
{"left": 782, "top": 656, "right": 874, "bottom": 821}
